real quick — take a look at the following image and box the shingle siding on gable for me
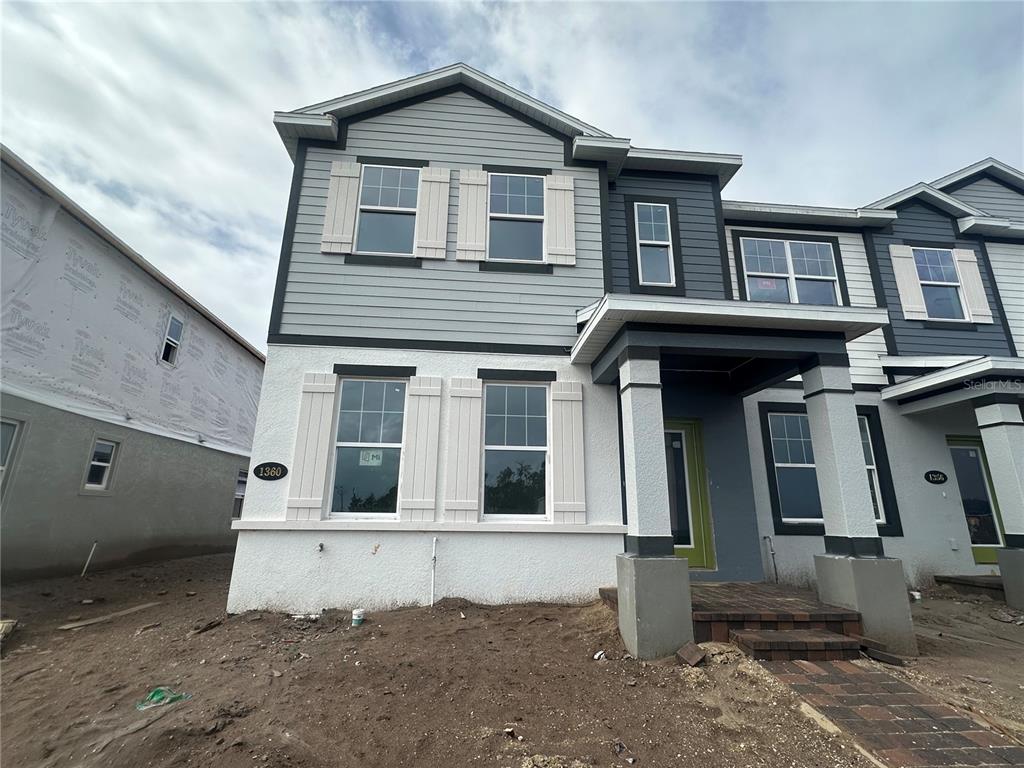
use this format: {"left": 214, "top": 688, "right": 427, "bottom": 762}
{"left": 947, "top": 176, "right": 1024, "bottom": 220}
{"left": 870, "top": 202, "right": 1013, "bottom": 356}
{"left": 278, "top": 90, "right": 604, "bottom": 348}
{"left": 607, "top": 174, "right": 727, "bottom": 299}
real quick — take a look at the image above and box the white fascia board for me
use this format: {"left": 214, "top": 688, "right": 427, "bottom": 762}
{"left": 868, "top": 182, "right": 987, "bottom": 217}
{"left": 722, "top": 201, "right": 897, "bottom": 227}
{"left": 571, "top": 294, "right": 890, "bottom": 365}
{"left": 880, "top": 356, "right": 1024, "bottom": 401}
{"left": 273, "top": 112, "right": 339, "bottom": 157}
{"left": 0, "top": 145, "right": 265, "bottom": 363}
{"left": 931, "top": 157, "right": 1024, "bottom": 192}
{"left": 957, "top": 216, "right": 1024, "bottom": 237}
{"left": 286, "top": 63, "right": 612, "bottom": 139}
{"left": 621, "top": 147, "right": 744, "bottom": 186}
{"left": 572, "top": 136, "right": 631, "bottom": 177}
{"left": 879, "top": 355, "right": 983, "bottom": 370}
{"left": 575, "top": 298, "right": 602, "bottom": 326}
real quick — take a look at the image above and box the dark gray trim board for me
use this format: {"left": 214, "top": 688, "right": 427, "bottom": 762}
{"left": 730, "top": 229, "right": 852, "bottom": 307}
{"left": 710, "top": 181, "right": 733, "bottom": 299}
{"left": 345, "top": 254, "right": 422, "bottom": 268}
{"left": 624, "top": 535, "right": 675, "bottom": 556}
{"left": 334, "top": 364, "right": 417, "bottom": 377}
{"left": 477, "top": 368, "right": 557, "bottom": 382}
{"left": 267, "top": 142, "right": 307, "bottom": 337}
{"left": 599, "top": 165, "right": 614, "bottom": 294}
{"left": 269, "top": 333, "right": 570, "bottom": 356}
{"left": 478, "top": 262, "right": 552, "bottom": 274}
{"left": 1006, "top": 534, "right": 1024, "bottom": 549}
{"left": 824, "top": 536, "right": 885, "bottom": 558}
{"left": 481, "top": 164, "right": 553, "bottom": 176}
{"left": 355, "top": 156, "right": 430, "bottom": 168}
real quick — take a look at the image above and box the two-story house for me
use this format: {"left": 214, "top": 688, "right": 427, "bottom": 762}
{"left": 227, "top": 64, "right": 1023, "bottom": 659}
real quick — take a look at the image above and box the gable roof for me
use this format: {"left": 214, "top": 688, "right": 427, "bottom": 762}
{"left": 868, "top": 181, "right": 988, "bottom": 217}
{"left": 931, "top": 157, "right": 1024, "bottom": 194}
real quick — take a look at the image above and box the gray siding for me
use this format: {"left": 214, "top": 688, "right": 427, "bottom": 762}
{"left": 279, "top": 90, "right": 604, "bottom": 348}
{"left": 986, "top": 242, "right": 1024, "bottom": 352}
{"left": 948, "top": 176, "right": 1024, "bottom": 220}
{"left": 608, "top": 174, "right": 727, "bottom": 299}
{"left": 871, "top": 202, "right": 1013, "bottom": 356}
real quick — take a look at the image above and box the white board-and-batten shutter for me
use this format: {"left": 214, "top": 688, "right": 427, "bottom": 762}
{"left": 455, "top": 170, "right": 488, "bottom": 261}
{"left": 399, "top": 376, "right": 443, "bottom": 520}
{"left": 443, "top": 377, "right": 483, "bottom": 521}
{"left": 953, "top": 248, "right": 994, "bottom": 324}
{"left": 544, "top": 175, "right": 576, "bottom": 265}
{"left": 321, "top": 161, "right": 360, "bottom": 254}
{"left": 415, "top": 168, "right": 450, "bottom": 260}
{"left": 287, "top": 373, "right": 338, "bottom": 520}
{"left": 551, "top": 381, "right": 586, "bottom": 523}
{"left": 889, "top": 245, "right": 929, "bottom": 321}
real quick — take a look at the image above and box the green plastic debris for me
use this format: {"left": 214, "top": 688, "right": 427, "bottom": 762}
{"left": 135, "top": 686, "right": 192, "bottom": 711}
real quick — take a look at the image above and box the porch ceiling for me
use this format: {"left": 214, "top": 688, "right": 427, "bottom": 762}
{"left": 572, "top": 294, "right": 890, "bottom": 366}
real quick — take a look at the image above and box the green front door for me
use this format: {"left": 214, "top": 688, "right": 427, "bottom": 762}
{"left": 948, "top": 438, "right": 1006, "bottom": 565}
{"left": 664, "top": 420, "right": 716, "bottom": 570}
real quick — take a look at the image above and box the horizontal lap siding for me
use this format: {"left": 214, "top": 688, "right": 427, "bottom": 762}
{"left": 948, "top": 177, "right": 1024, "bottom": 220}
{"left": 985, "top": 242, "right": 1024, "bottom": 352}
{"left": 609, "top": 174, "right": 726, "bottom": 299}
{"left": 279, "top": 91, "right": 603, "bottom": 347}
{"left": 725, "top": 226, "right": 887, "bottom": 385}
{"left": 871, "top": 203, "right": 1012, "bottom": 356}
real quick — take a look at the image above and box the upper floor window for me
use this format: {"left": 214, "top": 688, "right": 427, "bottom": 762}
{"left": 161, "top": 315, "right": 184, "bottom": 365}
{"left": 331, "top": 379, "right": 407, "bottom": 515}
{"left": 488, "top": 174, "right": 544, "bottom": 262}
{"left": 84, "top": 438, "right": 118, "bottom": 491}
{"left": 483, "top": 383, "right": 547, "bottom": 515}
{"left": 356, "top": 166, "right": 419, "bottom": 256}
{"left": 634, "top": 203, "right": 675, "bottom": 286}
{"left": 741, "top": 237, "right": 840, "bottom": 306}
{"left": 913, "top": 248, "right": 965, "bottom": 320}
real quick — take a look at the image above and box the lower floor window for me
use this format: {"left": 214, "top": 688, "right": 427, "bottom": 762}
{"left": 483, "top": 383, "right": 547, "bottom": 515}
{"left": 84, "top": 438, "right": 118, "bottom": 490}
{"left": 331, "top": 379, "right": 406, "bottom": 515}
{"left": 232, "top": 469, "right": 247, "bottom": 519}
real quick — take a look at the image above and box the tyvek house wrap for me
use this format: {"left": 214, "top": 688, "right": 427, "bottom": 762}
{"left": 1, "top": 164, "right": 261, "bottom": 456}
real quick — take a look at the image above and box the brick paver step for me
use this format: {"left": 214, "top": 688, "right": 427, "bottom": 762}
{"left": 731, "top": 628, "right": 861, "bottom": 661}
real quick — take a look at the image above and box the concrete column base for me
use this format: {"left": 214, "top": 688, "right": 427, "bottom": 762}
{"left": 814, "top": 554, "right": 918, "bottom": 656}
{"left": 997, "top": 548, "right": 1024, "bottom": 610}
{"left": 616, "top": 553, "right": 693, "bottom": 659}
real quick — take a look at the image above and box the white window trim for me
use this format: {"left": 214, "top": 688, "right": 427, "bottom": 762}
{"left": 327, "top": 377, "right": 408, "bottom": 520}
{"left": 83, "top": 437, "right": 118, "bottom": 492}
{"left": 0, "top": 418, "right": 21, "bottom": 471}
{"left": 912, "top": 247, "right": 971, "bottom": 323}
{"left": 859, "top": 415, "right": 886, "bottom": 524}
{"left": 481, "top": 381, "right": 551, "bottom": 521}
{"left": 741, "top": 237, "right": 842, "bottom": 306}
{"left": 353, "top": 165, "right": 420, "bottom": 258}
{"left": 634, "top": 202, "right": 676, "bottom": 287}
{"left": 665, "top": 429, "right": 695, "bottom": 549}
{"left": 160, "top": 315, "right": 184, "bottom": 367}
{"left": 486, "top": 172, "right": 546, "bottom": 264}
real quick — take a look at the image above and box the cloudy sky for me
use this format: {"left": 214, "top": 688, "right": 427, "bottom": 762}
{"left": 3, "top": 2, "right": 1022, "bottom": 351}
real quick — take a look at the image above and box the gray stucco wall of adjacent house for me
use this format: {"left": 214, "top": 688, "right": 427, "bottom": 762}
{"left": 662, "top": 383, "right": 764, "bottom": 582}
{"left": 1, "top": 394, "right": 246, "bottom": 580}
{"left": 607, "top": 173, "right": 727, "bottom": 298}
{"left": 278, "top": 89, "right": 604, "bottom": 348}
{"left": 869, "top": 202, "right": 1013, "bottom": 356}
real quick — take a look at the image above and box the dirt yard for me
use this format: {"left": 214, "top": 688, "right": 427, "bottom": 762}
{"left": 1, "top": 555, "right": 1021, "bottom": 768}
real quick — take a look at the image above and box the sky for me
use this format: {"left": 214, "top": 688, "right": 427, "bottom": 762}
{"left": 3, "top": 2, "right": 1022, "bottom": 352}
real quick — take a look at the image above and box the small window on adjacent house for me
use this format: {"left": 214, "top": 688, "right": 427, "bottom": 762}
{"left": 913, "top": 248, "right": 965, "bottom": 320}
{"left": 161, "top": 315, "right": 184, "bottom": 365}
{"left": 355, "top": 166, "right": 419, "bottom": 255}
{"left": 634, "top": 203, "right": 675, "bottom": 286}
{"left": 84, "top": 438, "right": 118, "bottom": 490}
{"left": 232, "top": 469, "right": 247, "bottom": 519}
{"left": 331, "top": 379, "right": 407, "bottom": 515}
{"left": 1, "top": 419, "right": 21, "bottom": 491}
{"left": 483, "top": 383, "right": 547, "bottom": 515}
{"left": 741, "top": 237, "right": 840, "bottom": 306}
{"left": 488, "top": 174, "right": 544, "bottom": 261}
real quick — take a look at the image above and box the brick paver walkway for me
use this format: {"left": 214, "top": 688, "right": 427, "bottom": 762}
{"left": 764, "top": 659, "right": 1024, "bottom": 767}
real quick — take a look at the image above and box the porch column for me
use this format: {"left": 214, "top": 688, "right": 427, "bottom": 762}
{"left": 975, "top": 400, "right": 1024, "bottom": 609}
{"left": 804, "top": 362, "right": 918, "bottom": 654}
{"left": 615, "top": 348, "right": 693, "bottom": 659}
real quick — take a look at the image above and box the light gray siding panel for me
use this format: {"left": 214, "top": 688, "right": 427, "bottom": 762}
{"left": 724, "top": 226, "right": 887, "bottom": 385}
{"left": 278, "top": 92, "right": 604, "bottom": 347}
{"left": 949, "top": 177, "right": 1024, "bottom": 220}
{"left": 986, "top": 241, "right": 1024, "bottom": 352}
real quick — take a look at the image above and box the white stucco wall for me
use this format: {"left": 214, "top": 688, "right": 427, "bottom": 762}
{"left": 745, "top": 387, "right": 992, "bottom": 587}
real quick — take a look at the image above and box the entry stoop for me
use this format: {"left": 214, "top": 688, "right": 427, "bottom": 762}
{"left": 730, "top": 628, "right": 861, "bottom": 661}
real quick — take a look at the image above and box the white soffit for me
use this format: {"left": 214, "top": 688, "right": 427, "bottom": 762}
{"left": 722, "top": 201, "right": 897, "bottom": 227}
{"left": 571, "top": 294, "right": 890, "bottom": 365}
{"left": 880, "top": 356, "right": 1024, "bottom": 402}
{"left": 956, "top": 216, "right": 1024, "bottom": 237}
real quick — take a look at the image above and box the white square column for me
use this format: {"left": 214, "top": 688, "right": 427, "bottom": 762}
{"left": 804, "top": 362, "right": 917, "bottom": 655}
{"left": 976, "top": 400, "right": 1024, "bottom": 609}
{"left": 615, "top": 348, "right": 692, "bottom": 659}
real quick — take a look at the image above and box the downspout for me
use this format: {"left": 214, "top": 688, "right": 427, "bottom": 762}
{"left": 429, "top": 536, "right": 438, "bottom": 605}
{"left": 763, "top": 535, "right": 779, "bottom": 584}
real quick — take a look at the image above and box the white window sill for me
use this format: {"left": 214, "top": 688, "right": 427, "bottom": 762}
{"left": 232, "top": 519, "right": 626, "bottom": 534}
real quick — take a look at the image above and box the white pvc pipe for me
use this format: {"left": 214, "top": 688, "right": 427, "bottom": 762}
{"left": 81, "top": 540, "right": 98, "bottom": 577}
{"left": 429, "top": 536, "right": 438, "bottom": 605}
